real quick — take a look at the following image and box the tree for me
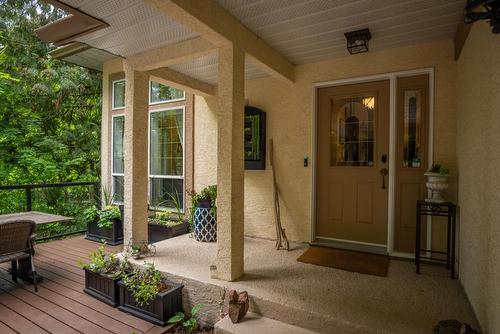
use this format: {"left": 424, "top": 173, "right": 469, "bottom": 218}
{"left": 0, "top": 0, "right": 102, "bottom": 186}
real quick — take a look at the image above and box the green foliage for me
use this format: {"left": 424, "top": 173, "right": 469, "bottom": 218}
{"left": 122, "top": 263, "right": 164, "bottom": 307}
{"left": 167, "top": 304, "right": 203, "bottom": 334}
{"left": 428, "top": 163, "right": 450, "bottom": 175}
{"left": 79, "top": 244, "right": 131, "bottom": 279}
{"left": 83, "top": 205, "right": 121, "bottom": 229}
{"left": 0, "top": 1, "right": 102, "bottom": 237}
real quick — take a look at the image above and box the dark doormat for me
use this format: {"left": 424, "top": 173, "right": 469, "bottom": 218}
{"left": 297, "top": 246, "right": 390, "bottom": 277}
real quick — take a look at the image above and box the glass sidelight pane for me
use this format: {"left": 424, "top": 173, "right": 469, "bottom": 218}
{"left": 403, "top": 90, "right": 422, "bottom": 168}
{"left": 112, "top": 116, "right": 125, "bottom": 174}
{"left": 331, "top": 96, "right": 375, "bottom": 166}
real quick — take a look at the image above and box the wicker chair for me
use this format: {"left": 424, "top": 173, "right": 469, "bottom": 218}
{"left": 0, "top": 220, "right": 38, "bottom": 292}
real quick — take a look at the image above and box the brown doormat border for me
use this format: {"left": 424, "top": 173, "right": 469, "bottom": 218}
{"left": 297, "top": 245, "right": 390, "bottom": 277}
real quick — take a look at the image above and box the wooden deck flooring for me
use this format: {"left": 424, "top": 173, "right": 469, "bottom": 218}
{"left": 0, "top": 236, "right": 168, "bottom": 334}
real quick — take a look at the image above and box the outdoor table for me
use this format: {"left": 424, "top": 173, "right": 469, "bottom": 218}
{"left": 0, "top": 211, "right": 73, "bottom": 283}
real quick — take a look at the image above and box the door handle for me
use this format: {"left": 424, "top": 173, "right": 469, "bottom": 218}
{"left": 380, "top": 168, "right": 388, "bottom": 189}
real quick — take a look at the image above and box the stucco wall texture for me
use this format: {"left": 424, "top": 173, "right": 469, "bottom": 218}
{"left": 456, "top": 21, "right": 500, "bottom": 334}
{"left": 194, "top": 39, "right": 458, "bottom": 245}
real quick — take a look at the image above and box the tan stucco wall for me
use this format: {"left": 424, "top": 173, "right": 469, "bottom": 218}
{"left": 456, "top": 21, "right": 500, "bottom": 334}
{"left": 194, "top": 39, "right": 458, "bottom": 244}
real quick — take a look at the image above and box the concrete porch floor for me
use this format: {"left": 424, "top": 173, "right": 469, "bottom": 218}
{"left": 135, "top": 234, "right": 477, "bottom": 333}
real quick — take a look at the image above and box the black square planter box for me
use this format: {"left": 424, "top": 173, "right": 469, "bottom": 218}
{"left": 148, "top": 220, "right": 190, "bottom": 243}
{"left": 118, "top": 280, "right": 184, "bottom": 326}
{"left": 83, "top": 269, "right": 120, "bottom": 307}
{"left": 86, "top": 218, "right": 123, "bottom": 245}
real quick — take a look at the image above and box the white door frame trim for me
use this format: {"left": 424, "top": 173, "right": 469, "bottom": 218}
{"left": 311, "top": 67, "right": 435, "bottom": 257}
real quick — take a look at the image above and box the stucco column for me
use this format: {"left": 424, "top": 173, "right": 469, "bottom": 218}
{"left": 215, "top": 45, "right": 245, "bottom": 281}
{"left": 123, "top": 61, "right": 149, "bottom": 247}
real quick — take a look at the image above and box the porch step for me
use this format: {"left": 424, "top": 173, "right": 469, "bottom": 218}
{"left": 214, "top": 312, "right": 319, "bottom": 334}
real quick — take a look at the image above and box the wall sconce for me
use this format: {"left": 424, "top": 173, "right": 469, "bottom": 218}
{"left": 344, "top": 28, "right": 372, "bottom": 54}
{"left": 465, "top": 0, "right": 500, "bottom": 33}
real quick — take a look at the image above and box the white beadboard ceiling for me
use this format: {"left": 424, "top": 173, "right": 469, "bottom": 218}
{"left": 54, "top": 0, "right": 465, "bottom": 82}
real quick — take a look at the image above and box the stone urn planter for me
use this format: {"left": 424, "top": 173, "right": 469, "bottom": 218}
{"left": 424, "top": 172, "right": 449, "bottom": 203}
{"left": 118, "top": 280, "right": 184, "bottom": 326}
{"left": 83, "top": 269, "right": 121, "bottom": 307}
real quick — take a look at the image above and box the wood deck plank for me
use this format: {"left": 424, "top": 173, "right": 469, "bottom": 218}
{"left": 39, "top": 275, "right": 153, "bottom": 332}
{"left": 0, "top": 277, "right": 112, "bottom": 334}
{"left": 0, "top": 320, "right": 17, "bottom": 334}
{"left": 0, "top": 303, "right": 49, "bottom": 334}
{"left": 0, "top": 284, "right": 79, "bottom": 334}
{"left": 0, "top": 236, "right": 165, "bottom": 334}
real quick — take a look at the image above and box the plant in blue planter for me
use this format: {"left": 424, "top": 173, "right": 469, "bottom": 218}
{"left": 189, "top": 185, "right": 217, "bottom": 242}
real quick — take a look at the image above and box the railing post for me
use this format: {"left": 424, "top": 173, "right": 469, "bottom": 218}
{"left": 26, "top": 187, "right": 32, "bottom": 211}
{"left": 94, "top": 182, "right": 101, "bottom": 209}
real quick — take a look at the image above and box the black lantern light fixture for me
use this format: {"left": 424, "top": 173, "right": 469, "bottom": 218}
{"left": 465, "top": 0, "right": 500, "bottom": 33}
{"left": 344, "top": 28, "right": 372, "bottom": 54}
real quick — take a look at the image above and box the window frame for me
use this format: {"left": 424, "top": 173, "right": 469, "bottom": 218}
{"left": 111, "top": 114, "right": 125, "bottom": 204}
{"left": 147, "top": 106, "right": 186, "bottom": 211}
{"left": 148, "top": 80, "right": 186, "bottom": 105}
{"left": 112, "top": 79, "right": 126, "bottom": 110}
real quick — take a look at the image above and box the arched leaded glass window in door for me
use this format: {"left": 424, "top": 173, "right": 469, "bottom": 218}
{"left": 331, "top": 96, "right": 375, "bottom": 166}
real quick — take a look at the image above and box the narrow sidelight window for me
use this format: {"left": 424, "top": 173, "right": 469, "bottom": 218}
{"left": 403, "top": 90, "right": 422, "bottom": 167}
{"left": 112, "top": 79, "right": 125, "bottom": 110}
{"left": 149, "top": 107, "right": 184, "bottom": 209}
{"left": 112, "top": 115, "right": 125, "bottom": 203}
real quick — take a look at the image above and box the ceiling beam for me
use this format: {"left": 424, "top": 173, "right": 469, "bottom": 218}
{"left": 144, "top": 0, "right": 295, "bottom": 82}
{"left": 148, "top": 67, "right": 216, "bottom": 97}
{"left": 127, "top": 37, "right": 216, "bottom": 71}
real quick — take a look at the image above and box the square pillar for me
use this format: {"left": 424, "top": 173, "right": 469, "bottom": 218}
{"left": 123, "top": 61, "right": 149, "bottom": 247}
{"left": 215, "top": 45, "right": 245, "bottom": 281}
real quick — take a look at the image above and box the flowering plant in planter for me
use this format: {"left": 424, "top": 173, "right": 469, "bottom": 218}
{"left": 148, "top": 192, "right": 190, "bottom": 243}
{"left": 83, "top": 205, "right": 121, "bottom": 229}
{"left": 118, "top": 262, "right": 184, "bottom": 325}
{"left": 122, "top": 263, "right": 164, "bottom": 307}
{"left": 79, "top": 245, "right": 131, "bottom": 306}
{"left": 84, "top": 204, "right": 124, "bottom": 245}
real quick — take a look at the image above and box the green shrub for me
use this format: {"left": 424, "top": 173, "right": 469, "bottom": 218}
{"left": 83, "top": 205, "right": 121, "bottom": 228}
{"left": 168, "top": 304, "right": 203, "bottom": 334}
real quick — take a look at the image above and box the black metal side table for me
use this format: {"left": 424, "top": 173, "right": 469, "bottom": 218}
{"left": 415, "top": 200, "right": 457, "bottom": 279}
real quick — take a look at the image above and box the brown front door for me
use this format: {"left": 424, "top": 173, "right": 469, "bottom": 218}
{"left": 316, "top": 80, "right": 390, "bottom": 245}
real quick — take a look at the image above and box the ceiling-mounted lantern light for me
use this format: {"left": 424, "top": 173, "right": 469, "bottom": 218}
{"left": 344, "top": 28, "right": 372, "bottom": 55}
{"left": 465, "top": 0, "right": 500, "bottom": 34}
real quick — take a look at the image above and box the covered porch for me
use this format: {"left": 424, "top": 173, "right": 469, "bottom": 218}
{"left": 35, "top": 0, "right": 500, "bottom": 333}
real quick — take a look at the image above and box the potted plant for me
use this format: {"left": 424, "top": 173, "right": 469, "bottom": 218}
{"left": 79, "top": 245, "right": 131, "bottom": 306}
{"left": 148, "top": 192, "right": 190, "bottom": 243}
{"left": 424, "top": 163, "right": 450, "bottom": 203}
{"left": 84, "top": 204, "right": 124, "bottom": 245}
{"left": 118, "top": 263, "right": 184, "bottom": 326}
{"left": 190, "top": 185, "right": 217, "bottom": 242}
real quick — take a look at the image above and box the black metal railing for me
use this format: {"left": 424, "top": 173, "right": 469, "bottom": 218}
{"left": 0, "top": 181, "right": 100, "bottom": 241}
